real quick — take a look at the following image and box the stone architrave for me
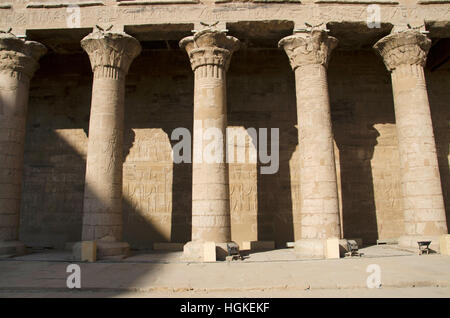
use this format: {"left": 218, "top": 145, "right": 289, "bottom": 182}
{"left": 374, "top": 30, "right": 448, "bottom": 249}
{"left": 279, "top": 30, "right": 341, "bottom": 258}
{"left": 180, "top": 29, "right": 239, "bottom": 259}
{"left": 0, "top": 32, "right": 46, "bottom": 256}
{"left": 80, "top": 31, "right": 141, "bottom": 259}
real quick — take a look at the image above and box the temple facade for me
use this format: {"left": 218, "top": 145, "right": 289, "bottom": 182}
{"left": 0, "top": 0, "right": 449, "bottom": 259}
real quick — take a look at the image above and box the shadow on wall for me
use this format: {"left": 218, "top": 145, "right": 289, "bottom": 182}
{"left": 21, "top": 48, "right": 300, "bottom": 250}
{"left": 121, "top": 50, "right": 194, "bottom": 247}
{"left": 427, "top": 61, "right": 450, "bottom": 232}
{"left": 20, "top": 47, "right": 449, "bottom": 252}
{"left": 228, "top": 49, "right": 297, "bottom": 247}
{"left": 21, "top": 51, "right": 192, "bottom": 249}
{"left": 328, "top": 50, "right": 397, "bottom": 245}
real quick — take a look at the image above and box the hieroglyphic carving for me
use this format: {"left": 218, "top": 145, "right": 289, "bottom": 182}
{"left": 1, "top": 3, "right": 450, "bottom": 34}
{"left": 123, "top": 129, "right": 173, "bottom": 228}
{"left": 0, "top": 32, "right": 45, "bottom": 250}
{"left": 373, "top": 29, "right": 448, "bottom": 244}
{"left": 180, "top": 28, "right": 239, "bottom": 243}
{"left": 228, "top": 127, "right": 258, "bottom": 243}
{"left": 125, "top": 129, "right": 173, "bottom": 163}
{"left": 229, "top": 167, "right": 257, "bottom": 214}
{"left": 229, "top": 164, "right": 258, "bottom": 243}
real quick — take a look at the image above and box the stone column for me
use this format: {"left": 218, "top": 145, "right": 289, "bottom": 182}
{"left": 374, "top": 30, "right": 448, "bottom": 249}
{"left": 180, "top": 29, "right": 239, "bottom": 258}
{"left": 0, "top": 32, "right": 46, "bottom": 256}
{"left": 279, "top": 30, "right": 341, "bottom": 257}
{"left": 81, "top": 31, "right": 141, "bottom": 258}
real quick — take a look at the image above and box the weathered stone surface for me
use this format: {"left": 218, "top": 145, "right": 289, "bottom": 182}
{"left": 0, "top": 32, "right": 45, "bottom": 256}
{"left": 294, "top": 238, "right": 325, "bottom": 258}
{"left": 16, "top": 44, "right": 449, "bottom": 252}
{"left": 180, "top": 28, "right": 239, "bottom": 247}
{"left": 72, "top": 240, "right": 96, "bottom": 262}
{"left": 374, "top": 30, "right": 448, "bottom": 248}
{"left": 182, "top": 240, "right": 217, "bottom": 262}
{"left": 280, "top": 30, "right": 341, "bottom": 258}
{"left": 203, "top": 241, "right": 216, "bottom": 262}
{"left": 1, "top": 2, "right": 447, "bottom": 256}
{"left": 439, "top": 234, "right": 450, "bottom": 255}
{"left": 325, "top": 237, "right": 340, "bottom": 259}
{"left": 80, "top": 30, "right": 141, "bottom": 257}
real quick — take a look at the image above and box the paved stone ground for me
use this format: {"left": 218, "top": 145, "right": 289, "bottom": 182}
{"left": 0, "top": 245, "right": 449, "bottom": 298}
{"left": 1, "top": 287, "right": 450, "bottom": 298}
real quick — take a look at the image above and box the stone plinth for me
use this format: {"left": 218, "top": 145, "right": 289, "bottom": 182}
{"left": 439, "top": 235, "right": 450, "bottom": 255}
{"left": 80, "top": 31, "right": 141, "bottom": 259}
{"left": 0, "top": 32, "right": 46, "bottom": 256}
{"left": 180, "top": 29, "right": 239, "bottom": 260}
{"left": 72, "top": 241, "right": 97, "bottom": 262}
{"left": 279, "top": 30, "right": 341, "bottom": 258}
{"left": 374, "top": 30, "right": 448, "bottom": 250}
{"left": 325, "top": 237, "right": 340, "bottom": 259}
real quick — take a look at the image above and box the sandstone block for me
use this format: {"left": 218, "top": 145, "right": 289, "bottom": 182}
{"left": 439, "top": 235, "right": 450, "bottom": 255}
{"left": 295, "top": 239, "right": 325, "bottom": 258}
{"left": 203, "top": 241, "right": 216, "bottom": 262}
{"left": 72, "top": 241, "right": 96, "bottom": 262}
{"left": 325, "top": 238, "right": 340, "bottom": 259}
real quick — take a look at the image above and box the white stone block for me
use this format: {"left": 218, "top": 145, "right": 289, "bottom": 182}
{"left": 440, "top": 235, "right": 450, "bottom": 255}
{"left": 203, "top": 241, "right": 216, "bottom": 262}
{"left": 325, "top": 238, "right": 340, "bottom": 259}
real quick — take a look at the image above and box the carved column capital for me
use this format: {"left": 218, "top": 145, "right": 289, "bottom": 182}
{"left": 278, "top": 30, "right": 338, "bottom": 70}
{"left": 0, "top": 32, "right": 46, "bottom": 79}
{"left": 373, "top": 30, "right": 431, "bottom": 71}
{"left": 81, "top": 31, "right": 141, "bottom": 76}
{"left": 179, "top": 29, "right": 240, "bottom": 72}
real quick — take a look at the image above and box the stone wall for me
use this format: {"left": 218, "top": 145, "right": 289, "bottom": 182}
{"left": 19, "top": 47, "right": 449, "bottom": 249}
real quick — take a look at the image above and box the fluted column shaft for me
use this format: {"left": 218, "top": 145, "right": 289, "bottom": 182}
{"left": 0, "top": 33, "right": 45, "bottom": 255}
{"left": 81, "top": 31, "right": 141, "bottom": 257}
{"left": 180, "top": 29, "right": 239, "bottom": 243}
{"left": 279, "top": 30, "right": 340, "bottom": 257}
{"left": 374, "top": 30, "right": 448, "bottom": 248}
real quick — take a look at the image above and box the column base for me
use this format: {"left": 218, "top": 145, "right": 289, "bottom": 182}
{"left": 398, "top": 235, "right": 441, "bottom": 253}
{"left": 182, "top": 241, "right": 230, "bottom": 262}
{"left": 294, "top": 239, "right": 326, "bottom": 258}
{"left": 73, "top": 240, "right": 130, "bottom": 261}
{"left": 96, "top": 241, "right": 130, "bottom": 260}
{"left": 0, "top": 241, "right": 27, "bottom": 257}
{"left": 294, "top": 238, "right": 348, "bottom": 259}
